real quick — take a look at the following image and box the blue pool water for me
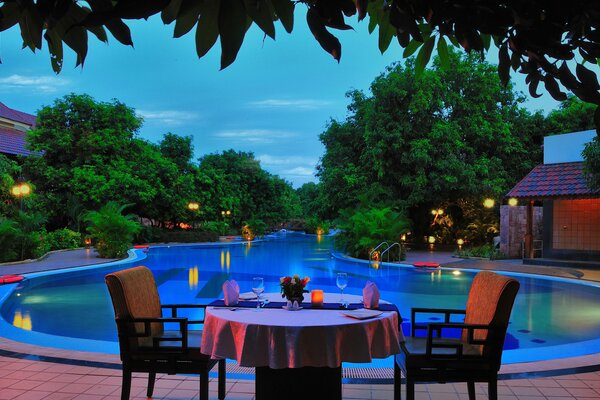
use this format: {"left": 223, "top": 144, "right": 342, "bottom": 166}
{"left": 1, "top": 232, "right": 600, "bottom": 365}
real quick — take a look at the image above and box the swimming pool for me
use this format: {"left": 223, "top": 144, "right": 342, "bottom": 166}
{"left": 1, "top": 232, "right": 600, "bottom": 365}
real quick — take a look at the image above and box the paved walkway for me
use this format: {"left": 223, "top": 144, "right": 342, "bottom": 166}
{"left": 1, "top": 248, "right": 600, "bottom": 399}
{"left": 0, "top": 249, "right": 118, "bottom": 275}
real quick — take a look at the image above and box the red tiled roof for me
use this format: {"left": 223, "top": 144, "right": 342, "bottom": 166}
{"left": 0, "top": 126, "right": 32, "bottom": 156}
{"left": 0, "top": 102, "right": 36, "bottom": 126}
{"left": 506, "top": 162, "right": 600, "bottom": 200}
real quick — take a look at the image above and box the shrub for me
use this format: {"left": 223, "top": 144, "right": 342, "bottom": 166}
{"left": 336, "top": 207, "right": 411, "bottom": 260}
{"left": 0, "top": 218, "right": 19, "bottom": 262}
{"left": 200, "top": 221, "right": 231, "bottom": 236}
{"left": 48, "top": 228, "right": 82, "bottom": 250}
{"left": 304, "top": 217, "right": 331, "bottom": 235}
{"left": 242, "top": 217, "right": 268, "bottom": 240}
{"left": 456, "top": 244, "right": 506, "bottom": 260}
{"left": 84, "top": 202, "right": 141, "bottom": 258}
{"left": 160, "top": 230, "right": 218, "bottom": 243}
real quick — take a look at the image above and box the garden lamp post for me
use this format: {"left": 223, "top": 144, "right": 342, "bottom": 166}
{"left": 11, "top": 181, "right": 32, "bottom": 260}
{"left": 430, "top": 208, "right": 444, "bottom": 226}
{"left": 187, "top": 201, "right": 200, "bottom": 229}
{"left": 11, "top": 181, "right": 31, "bottom": 211}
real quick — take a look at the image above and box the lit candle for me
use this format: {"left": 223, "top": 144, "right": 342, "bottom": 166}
{"left": 311, "top": 289, "right": 324, "bottom": 307}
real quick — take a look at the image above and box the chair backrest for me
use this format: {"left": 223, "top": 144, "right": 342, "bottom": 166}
{"left": 105, "top": 266, "right": 164, "bottom": 354}
{"left": 462, "top": 271, "right": 520, "bottom": 368}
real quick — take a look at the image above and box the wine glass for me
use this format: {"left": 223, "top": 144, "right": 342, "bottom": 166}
{"left": 336, "top": 272, "right": 348, "bottom": 307}
{"left": 252, "top": 277, "right": 265, "bottom": 312}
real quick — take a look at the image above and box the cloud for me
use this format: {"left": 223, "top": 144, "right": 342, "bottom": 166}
{"left": 257, "top": 154, "right": 318, "bottom": 167}
{"left": 281, "top": 167, "right": 316, "bottom": 177}
{"left": 137, "top": 109, "right": 200, "bottom": 126}
{"left": 249, "top": 99, "right": 333, "bottom": 110}
{"left": 0, "top": 74, "right": 68, "bottom": 93}
{"left": 213, "top": 129, "right": 296, "bottom": 144}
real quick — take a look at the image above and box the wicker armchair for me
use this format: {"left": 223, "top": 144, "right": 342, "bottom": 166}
{"left": 394, "top": 271, "right": 520, "bottom": 400}
{"left": 105, "top": 266, "right": 226, "bottom": 400}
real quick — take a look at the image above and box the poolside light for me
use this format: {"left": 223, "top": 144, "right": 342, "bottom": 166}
{"left": 483, "top": 198, "right": 495, "bottom": 208}
{"left": 457, "top": 239, "right": 464, "bottom": 246}
{"left": 508, "top": 198, "right": 518, "bottom": 207}
{"left": 452, "top": 270, "right": 461, "bottom": 276}
{"left": 400, "top": 234, "right": 406, "bottom": 242}
{"left": 84, "top": 237, "right": 92, "bottom": 247}
{"left": 428, "top": 236, "right": 436, "bottom": 244}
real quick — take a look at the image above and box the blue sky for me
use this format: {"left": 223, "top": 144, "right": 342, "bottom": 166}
{"left": 0, "top": 9, "right": 560, "bottom": 187}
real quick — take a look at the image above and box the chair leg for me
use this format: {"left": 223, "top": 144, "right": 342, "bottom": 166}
{"left": 467, "top": 381, "right": 476, "bottom": 400}
{"left": 147, "top": 372, "right": 156, "bottom": 398}
{"left": 200, "top": 372, "right": 209, "bottom": 400}
{"left": 393, "top": 363, "right": 402, "bottom": 400}
{"left": 406, "top": 377, "right": 415, "bottom": 400}
{"left": 121, "top": 367, "right": 132, "bottom": 400}
{"left": 218, "top": 359, "right": 226, "bottom": 400}
{"left": 488, "top": 379, "right": 497, "bottom": 400}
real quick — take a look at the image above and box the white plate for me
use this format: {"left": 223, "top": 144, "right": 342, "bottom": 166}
{"left": 341, "top": 309, "right": 383, "bottom": 320}
{"left": 239, "top": 292, "right": 257, "bottom": 300}
{"left": 282, "top": 306, "right": 303, "bottom": 311}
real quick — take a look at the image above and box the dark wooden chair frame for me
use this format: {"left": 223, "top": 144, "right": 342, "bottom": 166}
{"left": 394, "top": 274, "right": 519, "bottom": 400}
{"left": 115, "top": 303, "right": 226, "bottom": 400}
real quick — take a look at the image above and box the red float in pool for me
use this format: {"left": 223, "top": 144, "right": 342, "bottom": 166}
{"left": 413, "top": 262, "right": 440, "bottom": 268}
{"left": 0, "top": 275, "right": 25, "bottom": 284}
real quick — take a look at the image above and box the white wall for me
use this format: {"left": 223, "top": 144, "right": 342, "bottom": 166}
{"left": 544, "top": 130, "right": 596, "bottom": 164}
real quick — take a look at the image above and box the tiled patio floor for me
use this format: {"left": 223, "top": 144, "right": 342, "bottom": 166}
{"left": 1, "top": 353, "right": 600, "bottom": 400}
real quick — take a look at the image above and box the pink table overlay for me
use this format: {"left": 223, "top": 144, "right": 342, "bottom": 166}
{"left": 201, "top": 293, "right": 403, "bottom": 369}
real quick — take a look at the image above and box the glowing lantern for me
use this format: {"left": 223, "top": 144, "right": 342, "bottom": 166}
{"left": 428, "top": 236, "right": 436, "bottom": 244}
{"left": 508, "top": 198, "right": 518, "bottom": 207}
{"left": 483, "top": 198, "right": 495, "bottom": 208}
{"left": 457, "top": 239, "right": 464, "bottom": 246}
{"left": 311, "top": 290, "right": 324, "bottom": 307}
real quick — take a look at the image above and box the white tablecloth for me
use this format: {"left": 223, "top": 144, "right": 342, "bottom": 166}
{"left": 201, "top": 293, "right": 402, "bottom": 368}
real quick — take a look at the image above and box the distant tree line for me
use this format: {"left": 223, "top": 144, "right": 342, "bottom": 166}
{"left": 0, "top": 93, "right": 304, "bottom": 261}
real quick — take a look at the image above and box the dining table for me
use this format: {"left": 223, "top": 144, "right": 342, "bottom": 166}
{"left": 201, "top": 292, "right": 403, "bottom": 399}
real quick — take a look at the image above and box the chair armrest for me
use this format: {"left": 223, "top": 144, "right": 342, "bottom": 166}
{"left": 424, "top": 322, "right": 490, "bottom": 359}
{"left": 162, "top": 304, "right": 207, "bottom": 324}
{"left": 116, "top": 317, "right": 189, "bottom": 351}
{"left": 411, "top": 308, "right": 466, "bottom": 336}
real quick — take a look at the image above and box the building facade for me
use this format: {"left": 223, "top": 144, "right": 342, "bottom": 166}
{"left": 502, "top": 130, "right": 600, "bottom": 262}
{"left": 0, "top": 102, "right": 36, "bottom": 158}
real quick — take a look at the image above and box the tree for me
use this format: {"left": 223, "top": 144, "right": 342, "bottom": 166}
{"left": 544, "top": 96, "right": 597, "bottom": 135}
{"left": 196, "top": 150, "right": 301, "bottom": 226}
{"left": 319, "top": 49, "right": 539, "bottom": 241}
{"left": 23, "top": 94, "right": 199, "bottom": 229}
{"left": 1, "top": 0, "right": 599, "bottom": 109}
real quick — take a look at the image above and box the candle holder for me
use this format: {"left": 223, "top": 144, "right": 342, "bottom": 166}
{"left": 311, "top": 289, "right": 324, "bottom": 307}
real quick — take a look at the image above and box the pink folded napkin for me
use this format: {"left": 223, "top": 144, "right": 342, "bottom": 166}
{"left": 223, "top": 280, "right": 240, "bottom": 306}
{"left": 363, "top": 281, "right": 380, "bottom": 309}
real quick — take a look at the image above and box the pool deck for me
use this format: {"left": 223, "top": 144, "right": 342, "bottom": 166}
{"left": 1, "top": 248, "right": 600, "bottom": 399}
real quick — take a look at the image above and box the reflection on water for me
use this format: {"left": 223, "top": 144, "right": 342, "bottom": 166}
{"left": 220, "top": 250, "right": 231, "bottom": 272}
{"left": 188, "top": 266, "right": 199, "bottom": 290}
{"left": 13, "top": 310, "right": 32, "bottom": 331}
